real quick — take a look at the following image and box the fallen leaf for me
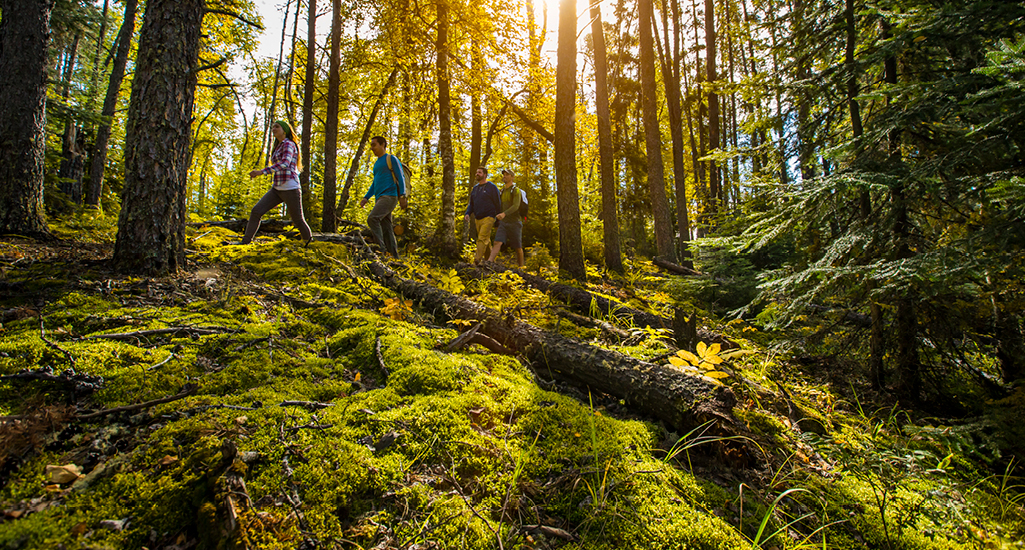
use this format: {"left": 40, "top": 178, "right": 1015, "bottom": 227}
{"left": 158, "top": 455, "right": 179, "bottom": 467}
{"left": 45, "top": 464, "right": 82, "bottom": 484}
{"left": 70, "top": 521, "right": 89, "bottom": 536}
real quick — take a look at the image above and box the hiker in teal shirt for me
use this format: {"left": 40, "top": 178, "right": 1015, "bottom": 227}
{"left": 360, "top": 136, "right": 407, "bottom": 257}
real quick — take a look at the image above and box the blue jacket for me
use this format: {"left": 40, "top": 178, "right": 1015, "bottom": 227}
{"left": 365, "top": 154, "right": 406, "bottom": 200}
{"left": 465, "top": 181, "right": 502, "bottom": 219}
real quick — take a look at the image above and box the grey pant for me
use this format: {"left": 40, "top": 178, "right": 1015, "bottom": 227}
{"left": 242, "top": 187, "right": 313, "bottom": 244}
{"left": 367, "top": 195, "right": 400, "bottom": 257}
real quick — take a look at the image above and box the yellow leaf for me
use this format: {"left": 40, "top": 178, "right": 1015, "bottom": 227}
{"left": 668, "top": 356, "right": 688, "bottom": 367}
{"left": 703, "top": 355, "right": 724, "bottom": 365}
{"left": 914, "top": 35, "right": 927, "bottom": 43}
{"left": 696, "top": 341, "right": 707, "bottom": 356}
{"left": 676, "top": 350, "right": 701, "bottom": 366}
{"left": 355, "top": 372, "right": 361, "bottom": 382}
{"left": 706, "top": 343, "right": 722, "bottom": 356}
{"left": 705, "top": 371, "right": 730, "bottom": 379}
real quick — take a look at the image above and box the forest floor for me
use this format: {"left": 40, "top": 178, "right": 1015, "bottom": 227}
{"left": 0, "top": 217, "right": 1024, "bottom": 549}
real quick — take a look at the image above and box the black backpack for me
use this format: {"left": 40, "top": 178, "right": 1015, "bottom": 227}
{"left": 517, "top": 188, "right": 529, "bottom": 220}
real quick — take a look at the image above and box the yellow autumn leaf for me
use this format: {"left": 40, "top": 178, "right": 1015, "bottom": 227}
{"left": 696, "top": 341, "right": 707, "bottom": 356}
{"left": 702, "top": 354, "right": 725, "bottom": 365}
{"left": 355, "top": 372, "right": 361, "bottom": 382}
{"left": 669, "top": 356, "right": 688, "bottom": 367}
{"left": 675, "top": 350, "right": 701, "bottom": 366}
{"left": 705, "top": 371, "right": 730, "bottom": 379}
{"left": 704, "top": 343, "right": 722, "bottom": 357}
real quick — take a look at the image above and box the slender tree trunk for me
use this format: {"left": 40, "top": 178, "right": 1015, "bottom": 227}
{"left": 337, "top": 68, "right": 399, "bottom": 212}
{"left": 881, "top": 18, "right": 918, "bottom": 399}
{"left": 469, "top": 43, "right": 482, "bottom": 188}
{"left": 88, "top": 0, "right": 109, "bottom": 101}
{"left": 321, "top": 0, "right": 341, "bottom": 233}
{"left": 555, "top": 0, "right": 585, "bottom": 280}
{"left": 86, "top": 0, "right": 138, "bottom": 209}
{"left": 704, "top": 0, "right": 720, "bottom": 220}
{"left": 793, "top": 0, "right": 815, "bottom": 183}
{"left": 639, "top": 0, "right": 675, "bottom": 261}
{"left": 433, "top": 0, "right": 458, "bottom": 255}
{"left": 656, "top": 0, "right": 692, "bottom": 264}
{"left": 284, "top": 0, "right": 301, "bottom": 128}
{"left": 113, "top": 0, "right": 204, "bottom": 274}
{"left": 58, "top": 33, "right": 83, "bottom": 204}
{"left": 590, "top": 0, "right": 623, "bottom": 273}
{"left": 300, "top": 0, "right": 316, "bottom": 217}
{"left": 0, "top": 0, "right": 54, "bottom": 237}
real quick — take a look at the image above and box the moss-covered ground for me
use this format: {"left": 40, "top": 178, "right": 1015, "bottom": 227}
{"left": 0, "top": 220, "right": 1023, "bottom": 549}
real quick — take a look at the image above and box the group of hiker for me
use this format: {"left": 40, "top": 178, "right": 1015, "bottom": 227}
{"left": 244, "top": 126, "right": 526, "bottom": 266}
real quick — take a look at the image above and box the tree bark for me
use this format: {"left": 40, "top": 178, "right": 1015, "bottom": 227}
{"left": 0, "top": 0, "right": 55, "bottom": 237}
{"left": 321, "top": 0, "right": 342, "bottom": 233}
{"left": 299, "top": 0, "right": 316, "bottom": 217}
{"left": 86, "top": 0, "right": 138, "bottom": 209}
{"left": 432, "top": 0, "right": 458, "bottom": 256}
{"left": 640, "top": 0, "right": 676, "bottom": 262}
{"left": 589, "top": 1, "right": 623, "bottom": 273}
{"left": 112, "top": 0, "right": 204, "bottom": 274}
{"left": 555, "top": 0, "right": 585, "bottom": 280}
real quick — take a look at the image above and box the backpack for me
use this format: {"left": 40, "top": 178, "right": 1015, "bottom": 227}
{"left": 385, "top": 154, "right": 413, "bottom": 195}
{"left": 518, "top": 188, "right": 529, "bottom": 220}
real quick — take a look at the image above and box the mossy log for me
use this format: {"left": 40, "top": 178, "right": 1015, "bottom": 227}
{"left": 363, "top": 255, "right": 738, "bottom": 431}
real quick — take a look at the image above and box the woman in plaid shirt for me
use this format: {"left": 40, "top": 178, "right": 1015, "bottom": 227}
{"left": 241, "top": 121, "right": 313, "bottom": 245}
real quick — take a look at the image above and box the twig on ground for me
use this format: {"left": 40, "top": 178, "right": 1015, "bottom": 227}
{"left": 147, "top": 352, "right": 176, "bottom": 371}
{"left": 280, "top": 400, "right": 334, "bottom": 411}
{"left": 78, "top": 384, "right": 196, "bottom": 420}
{"left": 39, "top": 316, "right": 75, "bottom": 365}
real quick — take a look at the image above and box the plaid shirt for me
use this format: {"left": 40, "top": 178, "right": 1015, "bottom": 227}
{"left": 262, "top": 140, "right": 300, "bottom": 190}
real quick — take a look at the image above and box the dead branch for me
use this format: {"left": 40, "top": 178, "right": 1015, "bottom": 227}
{"left": 0, "top": 368, "right": 103, "bottom": 393}
{"left": 78, "top": 384, "right": 196, "bottom": 420}
{"left": 652, "top": 256, "right": 702, "bottom": 276}
{"left": 39, "top": 317, "right": 75, "bottom": 365}
{"left": 85, "top": 326, "right": 242, "bottom": 341}
{"left": 280, "top": 400, "right": 334, "bottom": 411}
{"left": 444, "top": 323, "right": 482, "bottom": 352}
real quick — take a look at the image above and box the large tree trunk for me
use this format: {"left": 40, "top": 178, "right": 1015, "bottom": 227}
{"left": 86, "top": 0, "right": 138, "bottom": 209}
{"left": 321, "top": 0, "right": 342, "bottom": 233}
{"left": 112, "top": 0, "right": 204, "bottom": 274}
{"left": 363, "top": 254, "right": 737, "bottom": 432}
{"left": 555, "top": 0, "right": 585, "bottom": 280}
{"left": 589, "top": 1, "right": 623, "bottom": 273}
{"left": 299, "top": 0, "right": 316, "bottom": 217}
{"left": 639, "top": 0, "right": 676, "bottom": 262}
{"left": 432, "top": 0, "right": 458, "bottom": 256}
{"left": 0, "top": 0, "right": 54, "bottom": 238}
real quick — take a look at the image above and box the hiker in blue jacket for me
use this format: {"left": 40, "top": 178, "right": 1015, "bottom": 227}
{"left": 360, "top": 136, "right": 407, "bottom": 258}
{"left": 463, "top": 166, "right": 501, "bottom": 264}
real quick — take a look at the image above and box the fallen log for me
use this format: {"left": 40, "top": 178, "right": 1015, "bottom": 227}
{"left": 361, "top": 249, "right": 738, "bottom": 432}
{"left": 653, "top": 256, "right": 701, "bottom": 276}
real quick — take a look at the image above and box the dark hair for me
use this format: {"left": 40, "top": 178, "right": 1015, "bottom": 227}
{"left": 478, "top": 166, "right": 489, "bottom": 177}
{"left": 371, "top": 136, "right": 387, "bottom": 147}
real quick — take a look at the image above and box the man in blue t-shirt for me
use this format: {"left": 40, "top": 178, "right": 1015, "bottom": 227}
{"left": 360, "top": 136, "right": 407, "bottom": 258}
{"left": 464, "top": 166, "right": 502, "bottom": 264}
